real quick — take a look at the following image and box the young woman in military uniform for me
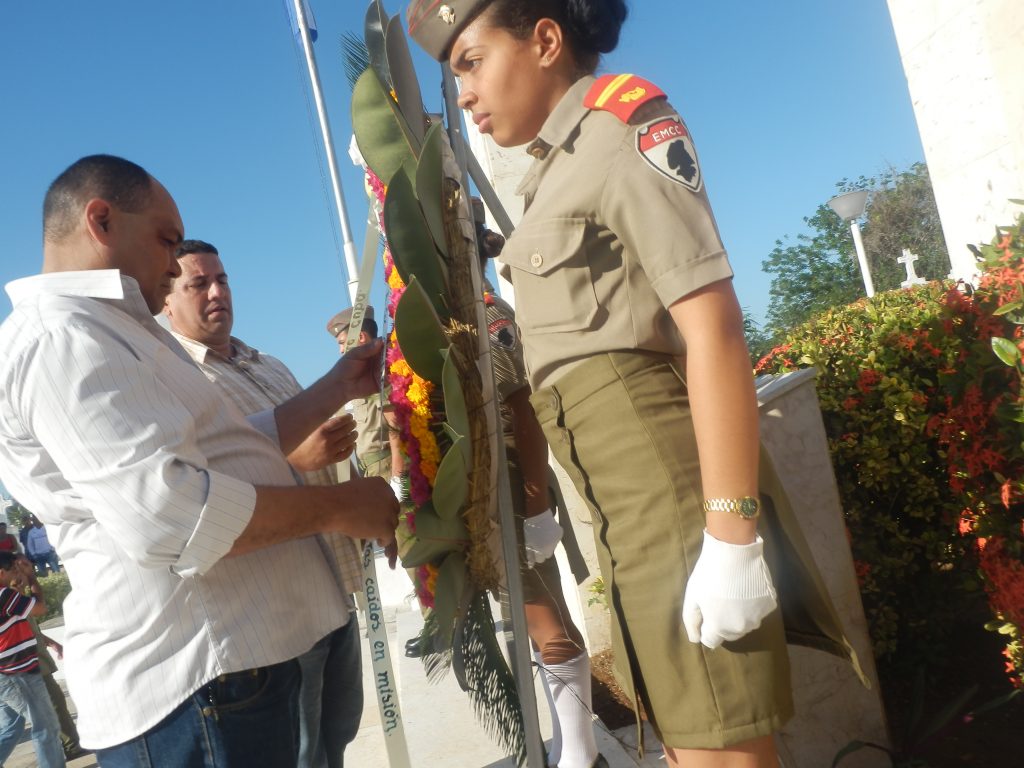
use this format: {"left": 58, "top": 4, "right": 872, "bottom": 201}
{"left": 407, "top": 2, "right": 824, "bottom": 766}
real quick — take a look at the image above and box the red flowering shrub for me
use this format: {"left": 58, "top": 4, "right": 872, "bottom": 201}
{"left": 757, "top": 284, "right": 980, "bottom": 664}
{"left": 758, "top": 212, "right": 1024, "bottom": 685}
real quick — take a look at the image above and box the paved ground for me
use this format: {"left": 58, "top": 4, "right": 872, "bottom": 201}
{"left": 5, "top": 556, "right": 664, "bottom": 767}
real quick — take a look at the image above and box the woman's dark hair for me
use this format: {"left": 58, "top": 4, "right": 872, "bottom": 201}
{"left": 486, "top": 0, "right": 629, "bottom": 72}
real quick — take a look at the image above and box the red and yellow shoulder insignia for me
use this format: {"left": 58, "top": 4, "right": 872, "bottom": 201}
{"left": 584, "top": 74, "right": 665, "bottom": 122}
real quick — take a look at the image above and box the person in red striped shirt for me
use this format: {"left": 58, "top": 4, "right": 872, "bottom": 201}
{"left": 0, "top": 552, "right": 65, "bottom": 767}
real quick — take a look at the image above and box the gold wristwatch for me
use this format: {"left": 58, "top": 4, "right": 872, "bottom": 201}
{"left": 702, "top": 496, "right": 761, "bottom": 519}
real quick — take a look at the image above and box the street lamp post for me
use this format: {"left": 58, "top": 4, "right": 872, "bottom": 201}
{"left": 828, "top": 189, "right": 875, "bottom": 298}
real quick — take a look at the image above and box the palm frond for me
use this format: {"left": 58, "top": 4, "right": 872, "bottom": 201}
{"left": 453, "top": 589, "right": 526, "bottom": 765}
{"left": 419, "top": 610, "right": 454, "bottom": 684}
{"left": 341, "top": 31, "right": 370, "bottom": 90}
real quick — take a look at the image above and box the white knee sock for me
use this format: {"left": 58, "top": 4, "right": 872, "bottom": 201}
{"left": 541, "top": 652, "right": 599, "bottom": 768}
{"left": 535, "top": 651, "right": 562, "bottom": 765}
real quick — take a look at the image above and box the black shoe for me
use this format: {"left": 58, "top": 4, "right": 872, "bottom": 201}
{"left": 591, "top": 755, "right": 609, "bottom": 768}
{"left": 405, "top": 636, "right": 423, "bottom": 658}
{"left": 64, "top": 745, "right": 92, "bottom": 761}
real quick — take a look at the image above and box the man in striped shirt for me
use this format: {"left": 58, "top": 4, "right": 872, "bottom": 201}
{"left": 0, "top": 155, "right": 399, "bottom": 766}
{"left": 0, "top": 552, "right": 64, "bottom": 768}
{"left": 164, "top": 239, "right": 365, "bottom": 768}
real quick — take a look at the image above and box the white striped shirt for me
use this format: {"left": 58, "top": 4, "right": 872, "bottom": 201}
{"left": 0, "top": 270, "right": 347, "bottom": 748}
{"left": 171, "top": 333, "right": 363, "bottom": 598}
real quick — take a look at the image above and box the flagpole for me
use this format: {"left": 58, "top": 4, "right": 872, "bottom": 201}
{"left": 291, "top": 0, "right": 360, "bottom": 302}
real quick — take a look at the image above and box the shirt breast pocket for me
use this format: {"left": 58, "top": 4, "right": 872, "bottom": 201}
{"left": 499, "top": 217, "right": 597, "bottom": 334}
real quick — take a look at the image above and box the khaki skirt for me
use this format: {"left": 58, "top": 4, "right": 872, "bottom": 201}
{"left": 530, "top": 351, "right": 794, "bottom": 749}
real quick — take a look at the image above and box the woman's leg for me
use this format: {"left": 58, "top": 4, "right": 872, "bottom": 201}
{"left": 665, "top": 735, "right": 779, "bottom": 768}
{"left": 525, "top": 582, "right": 598, "bottom": 768}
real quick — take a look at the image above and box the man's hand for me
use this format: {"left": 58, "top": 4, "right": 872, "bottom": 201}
{"left": 522, "top": 509, "right": 562, "bottom": 567}
{"left": 287, "top": 414, "right": 358, "bottom": 472}
{"left": 327, "top": 477, "right": 400, "bottom": 547}
{"left": 682, "top": 530, "right": 777, "bottom": 649}
{"left": 332, "top": 339, "right": 384, "bottom": 402}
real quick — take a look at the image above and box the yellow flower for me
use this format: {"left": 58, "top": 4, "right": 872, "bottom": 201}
{"left": 390, "top": 359, "right": 413, "bottom": 378}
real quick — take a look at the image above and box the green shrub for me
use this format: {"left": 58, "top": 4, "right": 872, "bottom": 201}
{"left": 757, "top": 284, "right": 982, "bottom": 665}
{"left": 756, "top": 211, "right": 1024, "bottom": 688}
{"left": 38, "top": 570, "right": 71, "bottom": 623}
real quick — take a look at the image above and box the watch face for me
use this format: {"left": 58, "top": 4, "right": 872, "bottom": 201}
{"left": 740, "top": 497, "right": 759, "bottom": 518}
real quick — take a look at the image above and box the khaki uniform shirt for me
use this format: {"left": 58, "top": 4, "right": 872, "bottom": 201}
{"left": 351, "top": 392, "right": 391, "bottom": 470}
{"left": 500, "top": 75, "right": 734, "bottom": 391}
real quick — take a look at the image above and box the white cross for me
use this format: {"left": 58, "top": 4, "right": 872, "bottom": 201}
{"left": 898, "top": 249, "right": 927, "bottom": 289}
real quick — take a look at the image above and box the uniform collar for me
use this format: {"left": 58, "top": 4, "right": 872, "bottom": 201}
{"left": 524, "top": 75, "right": 596, "bottom": 161}
{"left": 5, "top": 269, "right": 153, "bottom": 322}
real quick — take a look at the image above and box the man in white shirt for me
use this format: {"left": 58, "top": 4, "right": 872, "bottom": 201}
{"left": 0, "top": 155, "right": 399, "bottom": 767}
{"left": 164, "top": 239, "right": 365, "bottom": 768}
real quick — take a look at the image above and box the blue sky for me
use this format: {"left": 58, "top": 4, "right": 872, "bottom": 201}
{"left": 0, "top": 0, "right": 924, "bottom": 387}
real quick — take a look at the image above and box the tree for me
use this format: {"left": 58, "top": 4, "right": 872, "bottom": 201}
{"left": 761, "top": 200, "right": 863, "bottom": 338}
{"left": 761, "top": 163, "right": 949, "bottom": 340}
{"left": 861, "top": 164, "right": 948, "bottom": 290}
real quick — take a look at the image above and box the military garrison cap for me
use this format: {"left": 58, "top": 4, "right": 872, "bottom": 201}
{"left": 407, "top": 0, "right": 490, "bottom": 61}
{"left": 326, "top": 306, "right": 375, "bottom": 338}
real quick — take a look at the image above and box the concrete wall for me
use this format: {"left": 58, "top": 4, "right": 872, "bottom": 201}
{"left": 757, "top": 371, "right": 889, "bottom": 767}
{"left": 886, "top": 0, "right": 1024, "bottom": 281}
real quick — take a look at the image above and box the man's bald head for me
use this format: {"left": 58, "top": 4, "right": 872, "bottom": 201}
{"left": 43, "top": 154, "right": 154, "bottom": 243}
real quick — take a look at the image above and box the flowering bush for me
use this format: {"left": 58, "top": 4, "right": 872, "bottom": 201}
{"left": 756, "top": 210, "right": 1024, "bottom": 686}
{"left": 756, "top": 284, "right": 980, "bottom": 664}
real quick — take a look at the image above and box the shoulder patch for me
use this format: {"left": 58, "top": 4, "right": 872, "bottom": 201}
{"left": 584, "top": 74, "right": 665, "bottom": 122}
{"left": 635, "top": 116, "right": 703, "bottom": 193}
{"left": 488, "top": 317, "right": 518, "bottom": 351}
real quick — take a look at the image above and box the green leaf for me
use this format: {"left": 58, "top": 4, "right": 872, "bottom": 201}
{"left": 384, "top": 14, "right": 427, "bottom": 145}
{"left": 394, "top": 277, "right": 449, "bottom": 384}
{"left": 431, "top": 552, "right": 467, "bottom": 646}
{"left": 415, "top": 503, "right": 468, "bottom": 545}
{"left": 415, "top": 124, "right": 449, "bottom": 258}
{"left": 351, "top": 69, "right": 417, "bottom": 183}
{"left": 432, "top": 437, "right": 469, "bottom": 520}
{"left": 442, "top": 347, "right": 470, "bottom": 447}
{"left": 401, "top": 505, "right": 466, "bottom": 568}
{"left": 993, "top": 301, "right": 1023, "bottom": 316}
{"left": 384, "top": 167, "right": 449, "bottom": 315}
{"left": 363, "top": 0, "right": 391, "bottom": 90}
{"left": 991, "top": 336, "right": 1021, "bottom": 367}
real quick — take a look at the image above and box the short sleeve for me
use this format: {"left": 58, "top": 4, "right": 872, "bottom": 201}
{"left": 602, "top": 100, "right": 734, "bottom": 307}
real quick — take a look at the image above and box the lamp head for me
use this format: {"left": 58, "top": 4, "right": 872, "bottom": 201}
{"left": 828, "top": 189, "right": 870, "bottom": 221}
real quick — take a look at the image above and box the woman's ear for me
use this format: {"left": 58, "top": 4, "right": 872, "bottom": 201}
{"left": 533, "top": 17, "right": 566, "bottom": 68}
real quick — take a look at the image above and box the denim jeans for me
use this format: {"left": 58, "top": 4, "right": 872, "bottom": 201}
{"left": 297, "top": 617, "right": 363, "bottom": 768}
{"left": 0, "top": 669, "right": 66, "bottom": 768}
{"left": 32, "top": 550, "right": 61, "bottom": 576}
{"left": 95, "top": 658, "right": 300, "bottom": 768}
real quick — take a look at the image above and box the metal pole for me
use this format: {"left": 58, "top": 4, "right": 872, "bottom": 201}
{"left": 849, "top": 220, "right": 875, "bottom": 298}
{"left": 292, "top": 0, "right": 360, "bottom": 302}
{"left": 442, "top": 63, "right": 546, "bottom": 768}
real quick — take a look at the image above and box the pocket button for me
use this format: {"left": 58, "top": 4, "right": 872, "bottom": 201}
{"left": 530, "top": 253, "right": 544, "bottom": 269}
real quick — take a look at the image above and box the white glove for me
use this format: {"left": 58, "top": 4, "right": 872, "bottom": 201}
{"left": 389, "top": 475, "right": 406, "bottom": 502}
{"left": 682, "top": 530, "right": 778, "bottom": 649}
{"left": 522, "top": 509, "right": 562, "bottom": 568}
